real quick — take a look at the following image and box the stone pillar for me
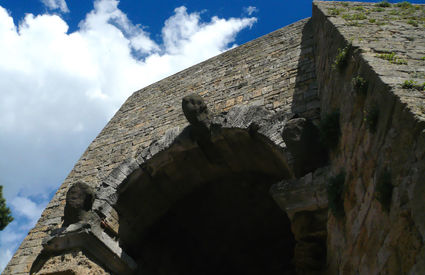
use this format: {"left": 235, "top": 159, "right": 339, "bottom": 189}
{"left": 270, "top": 166, "right": 329, "bottom": 274}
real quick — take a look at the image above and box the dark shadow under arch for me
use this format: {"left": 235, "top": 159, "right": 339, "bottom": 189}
{"left": 137, "top": 175, "right": 295, "bottom": 275}
{"left": 116, "top": 127, "right": 296, "bottom": 274}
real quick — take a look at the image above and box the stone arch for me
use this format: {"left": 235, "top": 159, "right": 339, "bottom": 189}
{"left": 32, "top": 104, "right": 329, "bottom": 275}
{"left": 92, "top": 105, "right": 299, "bottom": 274}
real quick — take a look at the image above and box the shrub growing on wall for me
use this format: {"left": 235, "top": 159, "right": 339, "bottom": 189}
{"left": 332, "top": 43, "right": 352, "bottom": 71}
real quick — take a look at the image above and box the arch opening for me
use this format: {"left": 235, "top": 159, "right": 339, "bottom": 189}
{"left": 136, "top": 174, "right": 296, "bottom": 275}
{"left": 116, "top": 128, "right": 296, "bottom": 274}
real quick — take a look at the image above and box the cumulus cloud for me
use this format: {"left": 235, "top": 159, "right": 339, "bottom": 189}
{"left": 0, "top": 0, "right": 256, "bottom": 271}
{"left": 40, "top": 0, "right": 69, "bottom": 13}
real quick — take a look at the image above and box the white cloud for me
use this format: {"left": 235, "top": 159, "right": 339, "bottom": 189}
{"left": 244, "top": 6, "right": 258, "bottom": 16}
{"left": 10, "top": 197, "right": 45, "bottom": 224}
{"left": 0, "top": 0, "right": 256, "bottom": 271}
{"left": 40, "top": 0, "right": 69, "bottom": 13}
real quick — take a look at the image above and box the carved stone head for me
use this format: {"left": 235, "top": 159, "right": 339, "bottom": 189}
{"left": 63, "top": 181, "right": 95, "bottom": 226}
{"left": 182, "top": 93, "right": 210, "bottom": 127}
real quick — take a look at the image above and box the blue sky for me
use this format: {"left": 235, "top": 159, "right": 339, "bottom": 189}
{"left": 0, "top": 0, "right": 424, "bottom": 271}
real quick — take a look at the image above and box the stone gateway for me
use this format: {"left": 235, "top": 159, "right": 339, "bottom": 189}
{"left": 4, "top": 2, "right": 425, "bottom": 275}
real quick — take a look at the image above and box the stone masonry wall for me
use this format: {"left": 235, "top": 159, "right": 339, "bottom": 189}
{"left": 6, "top": 2, "right": 425, "bottom": 274}
{"left": 4, "top": 19, "right": 319, "bottom": 274}
{"left": 313, "top": 2, "right": 424, "bottom": 274}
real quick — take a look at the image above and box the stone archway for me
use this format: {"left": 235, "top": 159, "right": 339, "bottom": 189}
{"left": 115, "top": 126, "right": 296, "bottom": 274}
{"left": 31, "top": 103, "right": 329, "bottom": 275}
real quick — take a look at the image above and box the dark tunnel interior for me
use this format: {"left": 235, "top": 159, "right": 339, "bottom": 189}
{"left": 131, "top": 175, "right": 296, "bottom": 275}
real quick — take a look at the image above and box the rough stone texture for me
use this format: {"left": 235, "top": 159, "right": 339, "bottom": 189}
{"left": 313, "top": 2, "right": 424, "bottom": 274}
{"left": 30, "top": 223, "right": 136, "bottom": 274}
{"left": 271, "top": 166, "right": 329, "bottom": 219}
{"left": 4, "top": 18, "right": 318, "bottom": 274}
{"left": 32, "top": 250, "right": 111, "bottom": 275}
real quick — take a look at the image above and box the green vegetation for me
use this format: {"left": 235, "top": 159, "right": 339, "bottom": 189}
{"left": 407, "top": 19, "right": 418, "bottom": 27}
{"left": 319, "top": 111, "right": 341, "bottom": 150}
{"left": 342, "top": 14, "right": 351, "bottom": 20}
{"left": 352, "top": 75, "right": 368, "bottom": 95}
{"left": 347, "top": 21, "right": 361, "bottom": 26}
{"left": 401, "top": 80, "right": 425, "bottom": 91}
{"left": 376, "top": 52, "right": 407, "bottom": 65}
{"left": 333, "top": 43, "right": 352, "bottom": 71}
{"left": 327, "top": 172, "right": 346, "bottom": 219}
{"left": 421, "top": 56, "right": 425, "bottom": 60}
{"left": 377, "top": 52, "right": 395, "bottom": 61}
{"left": 342, "top": 13, "right": 367, "bottom": 21}
{"left": 364, "top": 104, "right": 379, "bottom": 133}
{"left": 376, "top": 1, "right": 391, "bottom": 8}
{"left": 373, "top": 7, "right": 385, "bottom": 12}
{"left": 369, "top": 18, "right": 377, "bottom": 23}
{"left": 329, "top": 8, "right": 344, "bottom": 16}
{"left": 389, "top": 9, "right": 400, "bottom": 15}
{"left": 353, "top": 6, "right": 365, "bottom": 11}
{"left": 395, "top": 1, "right": 412, "bottom": 9}
{"left": 0, "top": 186, "right": 13, "bottom": 231}
{"left": 375, "top": 169, "right": 393, "bottom": 212}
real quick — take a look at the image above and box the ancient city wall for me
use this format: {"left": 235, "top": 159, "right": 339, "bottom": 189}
{"left": 4, "top": 1, "right": 425, "bottom": 274}
{"left": 4, "top": 17, "right": 319, "bottom": 274}
{"left": 312, "top": 1, "right": 425, "bottom": 273}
